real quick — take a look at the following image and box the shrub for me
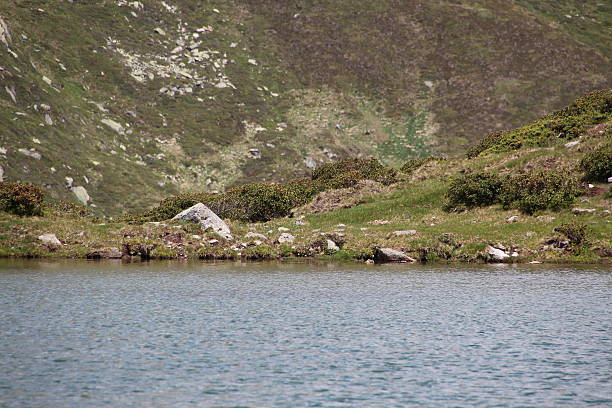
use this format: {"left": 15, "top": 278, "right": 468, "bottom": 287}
{"left": 500, "top": 170, "right": 581, "bottom": 215}
{"left": 222, "top": 183, "right": 298, "bottom": 222}
{"left": 0, "top": 182, "right": 45, "bottom": 216}
{"left": 444, "top": 172, "right": 503, "bottom": 211}
{"left": 579, "top": 144, "right": 612, "bottom": 182}
{"left": 312, "top": 158, "right": 398, "bottom": 185}
{"left": 400, "top": 156, "right": 445, "bottom": 174}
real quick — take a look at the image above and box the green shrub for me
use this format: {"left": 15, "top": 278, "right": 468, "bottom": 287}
{"left": 312, "top": 158, "right": 398, "bottom": 185}
{"left": 500, "top": 170, "right": 581, "bottom": 215}
{"left": 444, "top": 172, "right": 504, "bottom": 211}
{"left": 579, "top": 144, "right": 612, "bottom": 182}
{"left": 400, "top": 156, "right": 445, "bottom": 174}
{"left": 222, "top": 183, "right": 299, "bottom": 222}
{"left": 467, "top": 90, "right": 612, "bottom": 157}
{"left": 0, "top": 182, "right": 45, "bottom": 216}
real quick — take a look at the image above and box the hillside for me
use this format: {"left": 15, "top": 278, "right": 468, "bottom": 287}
{"left": 0, "top": 0, "right": 610, "bottom": 215}
{"left": 1, "top": 90, "right": 610, "bottom": 264}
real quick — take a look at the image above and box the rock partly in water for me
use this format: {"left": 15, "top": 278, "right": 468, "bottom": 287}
{"left": 38, "top": 233, "right": 61, "bottom": 245}
{"left": 486, "top": 246, "right": 510, "bottom": 262}
{"left": 277, "top": 233, "right": 295, "bottom": 244}
{"left": 71, "top": 186, "right": 90, "bottom": 206}
{"left": 374, "top": 247, "right": 416, "bottom": 263}
{"left": 173, "top": 203, "right": 233, "bottom": 240}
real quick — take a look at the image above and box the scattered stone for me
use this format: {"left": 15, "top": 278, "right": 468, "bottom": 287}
{"left": 511, "top": 252, "right": 519, "bottom": 257}
{"left": 326, "top": 239, "right": 339, "bottom": 252}
{"left": 173, "top": 203, "right": 233, "bottom": 240}
{"left": 487, "top": 246, "right": 510, "bottom": 262}
{"left": 65, "top": 177, "right": 74, "bottom": 188}
{"left": 209, "top": 239, "right": 219, "bottom": 245}
{"left": 101, "top": 119, "right": 125, "bottom": 134}
{"left": 245, "top": 232, "right": 267, "bottom": 240}
{"left": 529, "top": 261, "right": 542, "bottom": 264}
{"left": 71, "top": 186, "right": 90, "bottom": 206}
{"left": 0, "top": 16, "right": 11, "bottom": 47}
{"left": 44, "top": 113, "right": 53, "bottom": 126}
{"left": 393, "top": 230, "right": 417, "bottom": 236}
{"left": 536, "top": 215, "right": 555, "bottom": 223}
{"left": 18, "top": 148, "right": 41, "bottom": 160}
{"left": 608, "top": 177, "right": 612, "bottom": 183}
{"left": 305, "top": 157, "right": 317, "bottom": 169}
{"left": 278, "top": 227, "right": 290, "bottom": 232}
{"left": 38, "top": 233, "right": 61, "bottom": 245}
{"left": 40, "top": 104, "right": 51, "bottom": 111}
{"left": 506, "top": 215, "right": 519, "bottom": 223}
{"left": 0, "top": 165, "right": 3, "bottom": 181}
{"left": 153, "top": 27, "right": 166, "bottom": 36}
{"left": 248, "top": 148, "right": 261, "bottom": 158}
{"left": 42, "top": 76, "right": 52, "bottom": 86}
{"left": 564, "top": 141, "right": 580, "bottom": 148}
{"left": 191, "top": 235, "right": 202, "bottom": 240}
{"left": 5, "top": 86, "right": 16, "bottom": 103}
{"left": 374, "top": 248, "right": 416, "bottom": 263}
{"left": 368, "top": 219, "right": 390, "bottom": 225}
{"left": 277, "top": 233, "right": 295, "bottom": 244}
{"left": 572, "top": 208, "right": 596, "bottom": 215}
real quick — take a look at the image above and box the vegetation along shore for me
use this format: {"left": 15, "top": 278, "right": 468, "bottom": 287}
{"left": 2, "top": 91, "right": 611, "bottom": 264}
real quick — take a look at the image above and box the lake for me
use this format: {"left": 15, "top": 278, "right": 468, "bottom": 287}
{"left": 0, "top": 260, "right": 610, "bottom": 407}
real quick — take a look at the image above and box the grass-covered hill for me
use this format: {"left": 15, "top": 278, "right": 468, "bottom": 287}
{"left": 0, "top": 0, "right": 610, "bottom": 215}
{"left": 1, "top": 90, "right": 610, "bottom": 264}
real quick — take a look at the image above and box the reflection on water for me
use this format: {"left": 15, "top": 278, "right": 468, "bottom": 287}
{"left": 1, "top": 260, "right": 611, "bottom": 407}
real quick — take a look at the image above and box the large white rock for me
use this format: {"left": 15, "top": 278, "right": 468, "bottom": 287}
{"left": 487, "top": 246, "right": 509, "bottom": 262}
{"left": 71, "top": 186, "right": 90, "bottom": 206}
{"left": 38, "top": 233, "right": 61, "bottom": 245}
{"left": 173, "top": 203, "right": 232, "bottom": 240}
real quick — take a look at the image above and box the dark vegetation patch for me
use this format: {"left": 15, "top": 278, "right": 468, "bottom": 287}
{"left": 400, "top": 156, "right": 445, "bottom": 175}
{"left": 444, "top": 172, "right": 504, "bottom": 211}
{"left": 467, "top": 90, "right": 612, "bottom": 158}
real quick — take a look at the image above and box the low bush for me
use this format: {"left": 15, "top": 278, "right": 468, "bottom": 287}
{"left": 444, "top": 172, "right": 503, "bottom": 211}
{"left": 312, "top": 158, "right": 398, "bottom": 185}
{"left": 578, "top": 144, "right": 612, "bottom": 182}
{"left": 0, "top": 182, "right": 45, "bottom": 216}
{"left": 400, "top": 156, "right": 445, "bottom": 174}
{"left": 554, "top": 222, "right": 589, "bottom": 247}
{"left": 500, "top": 170, "right": 581, "bottom": 215}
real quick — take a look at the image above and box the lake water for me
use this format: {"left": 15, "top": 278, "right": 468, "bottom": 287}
{"left": 0, "top": 260, "right": 610, "bottom": 407}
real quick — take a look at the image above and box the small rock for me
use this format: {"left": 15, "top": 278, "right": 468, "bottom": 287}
{"left": 173, "top": 203, "right": 233, "bottom": 240}
{"left": 374, "top": 248, "right": 416, "bottom": 263}
{"left": 365, "top": 259, "right": 375, "bottom": 264}
{"left": 608, "top": 177, "right": 612, "bottom": 183}
{"left": 487, "top": 246, "right": 509, "bottom": 262}
{"left": 191, "top": 235, "right": 202, "bottom": 240}
{"left": 277, "top": 233, "right": 295, "bottom": 244}
{"left": 38, "top": 233, "right": 61, "bottom": 245}
{"left": 511, "top": 252, "right": 519, "bottom": 257}
{"left": 18, "top": 148, "right": 41, "bottom": 160}
{"left": 529, "top": 261, "right": 542, "bottom": 264}
{"left": 153, "top": 27, "right": 166, "bottom": 35}
{"left": 506, "top": 215, "right": 519, "bottom": 223}
{"left": 572, "top": 208, "right": 596, "bottom": 215}
{"left": 393, "top": 230, "right": 417, "bottom": 236}
{"left": 536, "top": 215, "right": 555, "bottom": 223}
{"left": 65, "top": 177, "right": 73, "bottom": 188}
{"left": 101, "top": 119, "right": 125, "bottom": 134}
{"left": 245, "top": 232, "right": 267, "bottom": 240}
{"left": 209, "top": 239, "right": 219, "bottom": 245}
{"left": 44, "top": 114, "right": 53, "bottom": 126}
{"left": 278, "top": 227, "right": 290, "bottom": 232}
{"left": 305, "top": 157, "right": 317, "bottom": 169}
{"left": 564, "top": 141, "right": 580, "bottom": 148}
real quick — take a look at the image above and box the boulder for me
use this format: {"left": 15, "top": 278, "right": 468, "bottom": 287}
{"left": 374, "top": 247, "right": 416, "bottom": 263}
{"left": 38, "top": 233, "right": 61, "bottom": 245}
{"left": 101, "top": 119, "right": 125, "bottom": 135}
{"left": 71, "top": 186, "right": 90, "bottom": 206}
{"left": 486, "top": 246, "right": 509, "bottom": 262}
{"left": 173, "top": 203, "right": 233, "bottom": 240}
{"left": 326, "top": 239, "right": 339, "bottom": 251}
{"left": 277, "top": 233, "right": 295, "bottom": 244}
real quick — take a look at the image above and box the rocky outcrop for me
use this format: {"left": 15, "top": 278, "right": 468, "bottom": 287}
{"left": 173, "top": 203, "right": 233, "bottom": 240}
{"left": 374, "top": 247, "right": 416, "bottom": 263}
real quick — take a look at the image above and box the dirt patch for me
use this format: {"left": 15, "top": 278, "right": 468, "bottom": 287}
{"left": 293, "top": 180, "right": 389, "bottom": 215}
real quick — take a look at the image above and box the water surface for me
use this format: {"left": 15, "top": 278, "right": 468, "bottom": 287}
{"left": 1, "top": 260, "right": 611, "bottom": 407}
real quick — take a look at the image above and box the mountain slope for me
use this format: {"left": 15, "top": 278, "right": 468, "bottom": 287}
{"left": 0, "top": 0, "right": 609, "bottom": 215}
